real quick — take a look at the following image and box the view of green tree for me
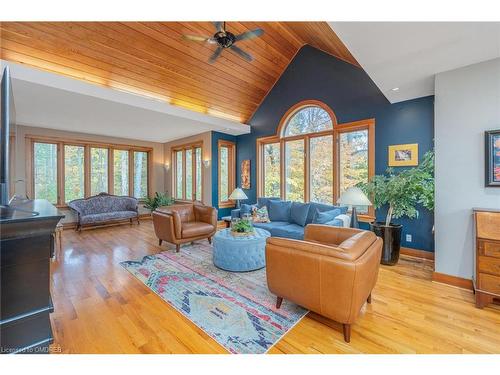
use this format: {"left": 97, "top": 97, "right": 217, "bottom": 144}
{"left": 285, "top": 139, "right": 305, "bottom": 202}
{"left": 175, "top": 150, "right": 183, "bottom": 199}
{"left": 310, "top": 135, "right": 333, "bottom": 204}
{"left": 185, "top": 149, "right": 193, "bottom": 200}
{"left": 34, "top": 142, "right": 58, "bottom": 203}
{"left": 195, "top": 147, "right": 202, "bottom": 201}
{"left": 284, "top": 106, "right": 332, "bottom": 136}
{"left": 339, "top": 129, "right": 369, "bottom": 213}
{"left": 263, "top": 143, "right": 280, "bottom": 197}
{"left": 133, "top": 151, "right": 148, "bottom": 199}
{"left": 114, "top": 150, "right": 129, "bottom": 196}
{"left": 91, "top": 147, "right": 108, "bottom": 195}
{"left": 220, "top": 146, "right": 229, "bottom": 201}
{"left": 64, "top": 145, "right": 85, "bottom": 202}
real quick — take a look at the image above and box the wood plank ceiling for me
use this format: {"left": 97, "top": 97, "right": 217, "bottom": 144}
{"left": 0, "top": 22, "right": 358, "bottom": 123}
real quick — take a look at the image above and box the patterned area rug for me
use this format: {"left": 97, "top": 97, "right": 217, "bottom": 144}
{"left": 120, "top": 242, "right": 307, "bottom": 354}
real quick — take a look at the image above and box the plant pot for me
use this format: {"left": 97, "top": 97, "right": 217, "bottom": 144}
{"left": 369, "top": 222, "right": 403, "bottom": 266}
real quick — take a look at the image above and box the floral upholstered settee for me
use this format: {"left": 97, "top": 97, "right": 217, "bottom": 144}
{"left": 68, "top": 193, "right": 139, "bottom": 230}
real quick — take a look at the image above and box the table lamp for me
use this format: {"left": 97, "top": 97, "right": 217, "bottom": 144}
{"left": 228, "top": 187, "right": 248, "bottom": 209}
{"left": 337, "top": 187, "right": 372, "bottom": 228}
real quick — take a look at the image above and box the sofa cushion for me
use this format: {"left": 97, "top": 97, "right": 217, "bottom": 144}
{"left": 181, "top": 221, "right": 214, "bottom": 238}
{"left": 325, "top": 218, "right": 344, "bottom": 227}
{"left": 70, "top": 194, "right": 137, "bottom": 216}
{"left": 271, "top": 224, "right": 305, "bottom": 240}
{"left": 306, "top": 202, "right": 348, "bottom": 224}
{"left": 313, "top": 208, "right": 342, "bottom": 224}
{"left": 252, "top": 221, "right": 289, "bottom": 232}
{"left": 80, "top": 210, "right": 137, "bottom": 225}
{"left": 290, "top": 202, "right": 310, "bottom": 227}
{"left": 268, "top": 200, "right": 292, "bottom": 222}
{"left": 257, "top": 197, "right": 281, "bottom": 210}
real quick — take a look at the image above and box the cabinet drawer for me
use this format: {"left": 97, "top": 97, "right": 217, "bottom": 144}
{"left": 478, "top": 256, "right": 500, "bottom": 275}
{"left": 478, "top": 273, "right": 500, "bottom": 295}
{"left": 478, "top": 240, "right": 500, "bottom": 258}
{"left": 476, "top": 212, "right": 500, "bottom": 241}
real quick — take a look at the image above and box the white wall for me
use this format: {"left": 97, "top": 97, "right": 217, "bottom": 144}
{"left": 435, "top": 58, "right": 500, "bottom": 278}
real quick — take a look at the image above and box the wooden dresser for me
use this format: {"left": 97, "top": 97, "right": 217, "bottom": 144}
{"left": 473, "top": 208, "right": 500, "bottom": 308}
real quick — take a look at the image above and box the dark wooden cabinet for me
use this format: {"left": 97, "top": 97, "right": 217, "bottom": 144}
{"left": 473, "top": 208, "right": 500, "bottom": 309}
{"left": 0, "top": 200, "right": 63, "bottom": 354}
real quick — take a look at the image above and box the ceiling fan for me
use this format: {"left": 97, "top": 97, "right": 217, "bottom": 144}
{"left": 183, "top": 22, "right": 264, "bottom": 63}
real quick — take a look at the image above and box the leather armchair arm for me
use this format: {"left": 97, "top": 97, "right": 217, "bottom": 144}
{"left": 304, "top": 225, "right": 364, "bottom": 246}
{"left": 155, "top": 208, "right": 182, "bottom": 239}
{"left": 194, "top": 204, "right": 217, "bottom": 227}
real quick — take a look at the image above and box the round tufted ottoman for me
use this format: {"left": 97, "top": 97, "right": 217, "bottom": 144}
{"left": 212, "top": 228, "right": 271, "bottom": 272}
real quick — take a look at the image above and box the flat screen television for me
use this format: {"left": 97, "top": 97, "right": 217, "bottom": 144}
{"left": 0, "top": 65, "right": 15, "bottom": 206}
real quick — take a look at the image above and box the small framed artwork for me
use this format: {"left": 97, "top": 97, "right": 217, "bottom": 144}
{"left": 485, "top": 129, "right": 500, "bottom": 187}
{"left": 388, "top": 143, "right": 419, "bottom": 167}
{"left": 241, "top": 159, "right": 251, "bottom": 189}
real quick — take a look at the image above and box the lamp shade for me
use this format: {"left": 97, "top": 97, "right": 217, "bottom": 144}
{"left": 337, "top": 187, "right": 372, "bottom": 206}
{"left": 228, "top": 187, "right": 248, "bottom": 200}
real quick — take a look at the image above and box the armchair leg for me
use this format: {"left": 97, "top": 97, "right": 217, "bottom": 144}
{"left": 158, "top": 239, "right": 162, "bottom": 246}
{"left": 276, "top": 296, "right": 283, "bottom": 309}
{"left": 367, "top": 293, "right": 372, "bottom": 304}
{"left": 342, "top": 324, "right": 351, "bottom": 343}
{"left": 130, "top": 218, "right": 133, "bottom": 225}
{"left": 208, "top": 237, "right": 212, "bottom": 245}
{"left": 176, "top": 244, "right": 180, "bottom": 253}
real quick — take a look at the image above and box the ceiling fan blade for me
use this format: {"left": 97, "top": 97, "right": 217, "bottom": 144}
{"left": 209, "top": 47, "right": 223, "bottom": 63}
{"left": 235, "top": 28, "right": 264, "bottom": 42}
{"left": 229, "top": 45, "right": 253, "bottom": 62}
{"left": 213, "top": 22, "right": 224, "bottom": 32}
{"left": 183, "top": 34, "right": 213, "bottom": 43}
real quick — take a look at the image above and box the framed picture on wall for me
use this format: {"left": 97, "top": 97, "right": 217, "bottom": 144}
{"left": 485, "top": 129, "right": 500, "bottom": 187}
{"left": 241, "top": 159, "right": 251, "bottom": 189}
{"left": 388, "top": 143, "right": 419, "bottom": 167}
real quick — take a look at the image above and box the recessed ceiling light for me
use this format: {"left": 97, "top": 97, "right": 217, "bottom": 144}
{"left": 391, "top": 87, "right": 400, "bottom": 91}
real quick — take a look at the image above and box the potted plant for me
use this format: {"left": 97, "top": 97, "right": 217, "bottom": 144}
{"left": 230, "top": 218, "right": 254, "bottom": 236}
{"left": 143, "top": 192, "right": 175, "bottom": 214}
{"left": 360, "top": 151, "right": 434, "bottom": 265}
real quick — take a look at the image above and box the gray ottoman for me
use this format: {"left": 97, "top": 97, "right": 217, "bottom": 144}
{"left": 212, "top": 228, "right": 271, "bottom": 272}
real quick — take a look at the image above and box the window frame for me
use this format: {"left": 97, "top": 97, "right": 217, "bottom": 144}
{"left": 27, "top": 135, "right": 152, "bottom": 207}
{"left": 171, "top": 142, "right": 204, "bottom": 203}
{"left": 218, "top": 139, "right": 236, "bottom": 208}
{"left": 256, "top": 100, "right": 375, "bottom": 221}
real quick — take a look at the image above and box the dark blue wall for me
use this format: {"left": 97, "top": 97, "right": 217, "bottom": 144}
{"left": 235, "top": 45, "right": 435, "bottom": 252}
{"left": 211, "top": 131, "right": 237, "bottom": 219}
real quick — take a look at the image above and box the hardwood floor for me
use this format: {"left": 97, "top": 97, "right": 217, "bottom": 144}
{"left": 49, "top": 221, "right": 500, "bottom": 354}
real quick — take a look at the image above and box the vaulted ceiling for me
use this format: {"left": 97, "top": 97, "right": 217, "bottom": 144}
{"left": 0, "top": 22, "right": 358, "bottom": 123}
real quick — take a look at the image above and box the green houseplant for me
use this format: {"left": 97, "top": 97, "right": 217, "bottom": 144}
{"left": 143, "top": 192, "right": 175, "bottom": 213}
{"left": 360, "top": 151, "right": 434, "bottom": 265}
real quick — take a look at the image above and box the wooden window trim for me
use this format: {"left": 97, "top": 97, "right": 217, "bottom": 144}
{"left": 256, "top": 102, "right": 375, "bottom": 220}
{"left": 218, "top": 139, "right": 236, "bottom": 209}
{"left": 171, "top": 142, "right": 204, "bottom": 203}
{"left": 27, "top": 135, "right": 153, "bottom": 207}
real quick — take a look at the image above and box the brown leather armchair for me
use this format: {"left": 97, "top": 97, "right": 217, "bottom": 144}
{"left": 265, "top": 225, "right": 383, "bottom": 343}
{"left": 152, "top": 203, "right": 217, "bottom": 252}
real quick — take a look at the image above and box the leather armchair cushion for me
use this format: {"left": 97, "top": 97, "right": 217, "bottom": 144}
{"left": 173, "top": 205, "right": 195, "bottom": 223}
{"left": 181, "top": 222, "right": 214, "bottom": 238}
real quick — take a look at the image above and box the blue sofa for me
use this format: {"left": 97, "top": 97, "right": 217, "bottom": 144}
{"left": 231, "top": 197, "right": 349, "bottom": 240}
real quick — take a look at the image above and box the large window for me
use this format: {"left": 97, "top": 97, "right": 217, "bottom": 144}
{"left": 29, "top": 137, "right": 151, "bottom": 206}
{"left": 257, "top": 100, "right": 375, "bottom": 218}
{"left": 218, "top": 140, "right": 236, "bottom": 208}
{"left": 33, "top": 142, "right": 58, "bottom": 204}
{"left": 64, "top": 145, "right": 85, "bottom": 203}
{"left": 172, "top": 143, "right": 203, "bottom": 201}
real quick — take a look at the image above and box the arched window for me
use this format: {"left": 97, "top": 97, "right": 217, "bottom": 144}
{"left": 282, "top": 105, "right": 334, "bottom": 137}
{"left": 257, "top": 100, "right": 375, "bottom": 218}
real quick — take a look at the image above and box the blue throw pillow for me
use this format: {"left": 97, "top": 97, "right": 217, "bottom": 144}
{"left": 257, "top": 197, "right": 281, "bottom": 210}
{"left": 290, "top": 202, "right": 310, "bottom": 227}
{"left": 268, "top": 200, "right": 292, "bottom": 222}
{"left": 325, "top": 218, "right": 344, "bottom": 227}
{"left": 240, "top": 203, "right": 257, "bottom": 216}
{"left": 312, "top": 208, "right": 341, "bottom": 224}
